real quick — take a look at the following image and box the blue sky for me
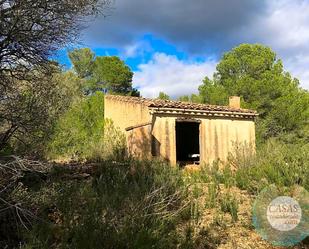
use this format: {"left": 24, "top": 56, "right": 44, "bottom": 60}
{"left": 57, "top": 34, "right": 208, "bottom": 70}
{"left": 56, "top": 0, "right": 309, "bottom": 98}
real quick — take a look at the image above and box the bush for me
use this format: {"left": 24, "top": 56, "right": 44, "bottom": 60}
{"left": 48, "top": 92, "right": 127, "bottom": 161}
{"left": 48, "top": 92, "right": 105, "bottom": 160}
{"left": 205, "top": 182, "right": 218, "bottom": 209}
{"left": 219, "top": 193, "right": 239, "bottom": 222}
{"left": 20, "top": 159, "right": 199, "bottom": 249}
{"left": 233, "top": 139, "right": 309, "bottom": 194}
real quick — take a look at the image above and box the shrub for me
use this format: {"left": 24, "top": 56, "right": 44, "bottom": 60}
{"left": 21, "top": 159, "right": 198, "bottom": 249}
{"left": 219, "top": 193, "right": 239, "bottom": 222}
{"left": 232, "top": 138, "right": 309, "bottom": 194}
{"left": 96, "top": 118, "right": 126, "bottom": 161}
{"left": 205, "top": 182, "right": 218, "bottom": 209}
{"left": 48, "top": 91, "right": 105, "bottom": 159}
{"left": 48, "top": 92, "right": 127, "bottom": 161}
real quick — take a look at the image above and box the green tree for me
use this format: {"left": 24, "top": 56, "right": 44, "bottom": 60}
{"left": 0, "top": 65, "right": 74, "bottom": 155}
{"left": 198, "top": 77, "right": 228, "bottom": 105}
{"left": 158, "top": 92, "right": 170, "bottom": 100}
{"left": 178, "top": 95, "right": 190, "bottom": 102}
{"left": 68, "top": 48, "right": 95, "bottom": 78}
{"left": 190, "top": 93, "right": 203, "bottom": 103}
{"left": 178, "top": 94, "right": 202, "bottom": 103}
{"left": 68, "top": 50, "right": 140, "bottom": 96}
{"left": 198, "top": 44, "right": 309, "bottom": 140}
{"left": 49, "top": 91, "right": 105, "bottom": 159}
{"left": 0, "top": 0, "right": 110, "bottom": 155}
{"left": 58, "top": 70, "right": 84, "bottom": 97}
{"left": 0, "top": 0, "right": 109, "bottom": 89}
{"left": 93, "top": 56, "right": 135, "bottom": 94}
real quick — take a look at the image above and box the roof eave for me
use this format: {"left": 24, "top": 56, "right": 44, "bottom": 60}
{"left": 149, "top": 107, "right": 258, "bottom": 119}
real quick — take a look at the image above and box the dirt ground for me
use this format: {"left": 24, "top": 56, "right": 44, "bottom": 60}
{"left": 194, "top": 184, "right": 309, "bottom": 249}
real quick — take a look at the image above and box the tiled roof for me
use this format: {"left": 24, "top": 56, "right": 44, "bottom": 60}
{"left": 105, "top": 95, "right": 257, "bottom": 115}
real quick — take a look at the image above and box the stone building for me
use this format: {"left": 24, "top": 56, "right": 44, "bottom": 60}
{"left": 104, "top": 95, "right": 257, "bottom": 166}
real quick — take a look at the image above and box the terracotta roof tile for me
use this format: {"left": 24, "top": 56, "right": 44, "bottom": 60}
{"left": 105, "top": 95, "right": 257, "bottom": 115}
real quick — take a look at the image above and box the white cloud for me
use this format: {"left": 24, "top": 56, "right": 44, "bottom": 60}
{"left": 123, "top": 40, "right": 152, "bottom": 58}
{"left": 247, "top": 0, "right": 309, "bottom": 90}
{"left": 285, "top": 55, "right": 309, "bottom": 90}
{"left": 130, "top": 0, "right": 309, "bottom": 93}
{"left": 84, "top": 0, "right": 309, "bottom": 91}
{"left": 133, "top": 53, "right": 216, "bottom": 98}
{"left": 124, "top": 43, "right": 140, "bottom": 57}
{"left": 272, "top": 0, "right": 309, "bottom": 90}
{"left": 262, "top": 1, "right": 309, "bottom": 52}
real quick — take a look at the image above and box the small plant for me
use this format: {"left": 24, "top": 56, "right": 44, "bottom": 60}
{"left": 194, "top": 163, "right": 211, "bottom": 183}
{"left": 209, "top": 160, "right": 223, "bottom": 183}
{"left": 192, "top": 184, "right": 203, "bottom": 198}
{"left": 190, "top": 199, "right": 201, "bottom": 226}
{"left": 213, "top": 212, "right": 227, "bottom": 228}
{"left": 219, "top": 193, "right": 239, "bottom": 222}
{"left": 205, "top": 182, "right": 218, "bottom": 208}
{"left": 221, "top": 165, "right": 235, "bottom": 188}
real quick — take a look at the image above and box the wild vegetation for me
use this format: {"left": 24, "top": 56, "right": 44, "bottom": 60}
{"left": 2, "top": 138, "right": 308, "bottom": 248}
{"left": 1, "top": 0, "right": 309, "bottom": 248}
{"left": 0, "top": 0, "right": 112, "bottom": 153}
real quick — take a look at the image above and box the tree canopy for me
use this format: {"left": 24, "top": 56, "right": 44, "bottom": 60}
{"left": 198, "top": 44, "right": 309, "bottom": 141}
{"left": 68, "top": 48, "right": 95, "bottom": 79}
{"left": 158, "top": 92, "right": 170, "bottom": 100}
{"left": 68, "top": 48, "right": 140, "bottom": 96}
{"left": 0, "top": 0, "right": 110, "bottom": 154}
{"left": 49, "top": 91, "right": 105, "bottom": 159}
{"left": 93, "top": 56, "right": 134, "bottom": 94}
{"left": 0, "top": 0, "right": 110, "bottom": 87}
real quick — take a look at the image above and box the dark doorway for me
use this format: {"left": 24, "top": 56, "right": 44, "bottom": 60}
{"left": 176, "top": 121, "right": 200, "bottom": 166}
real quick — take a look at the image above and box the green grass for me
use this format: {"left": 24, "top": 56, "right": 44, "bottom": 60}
{"left": 16, "top": 159, "right": 207, "bottom": 249}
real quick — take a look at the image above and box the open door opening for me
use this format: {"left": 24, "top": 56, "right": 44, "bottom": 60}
{"left": 176, "top": 121, "right": 200, "bottom": 166}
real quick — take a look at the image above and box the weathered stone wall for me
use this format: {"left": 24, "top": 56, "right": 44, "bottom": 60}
{"left": 104, "top": 95, "right": 152, "bottom": 159}
{"left": 151, "top": 114, "right": 255, "bottom": 166}
{"left": 199, "top": 118, "right": 255, "bottom": 166}
{"left": 151, "top": 116, "right": 177, "bottom": 165}
{"left": 104, "top": 96, "right": 256, "bottom": 165}
{"left": 104, "top": 95, "right": 152, "bottom": 131}
{"left": 127, "top": 124, "right": 152, "bottom": 159}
